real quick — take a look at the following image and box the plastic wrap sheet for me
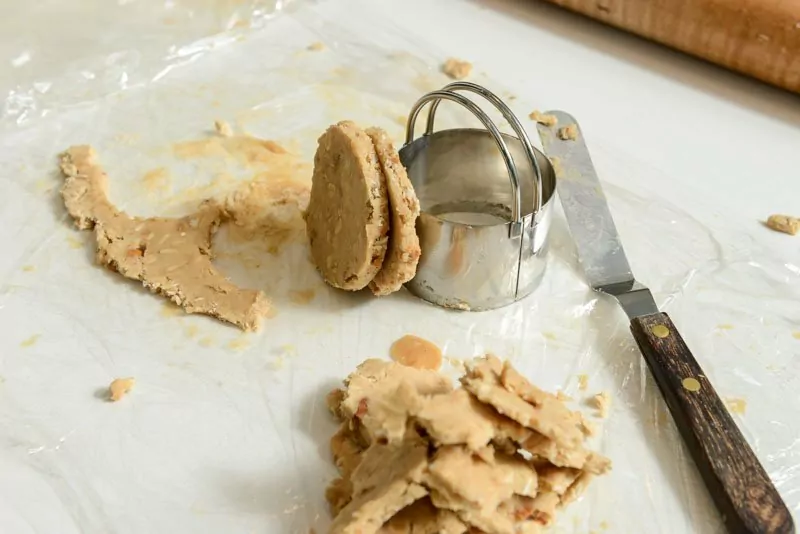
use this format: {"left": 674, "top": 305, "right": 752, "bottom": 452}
{"left": 1, "top": 0, "right": 798, "bottom": 532}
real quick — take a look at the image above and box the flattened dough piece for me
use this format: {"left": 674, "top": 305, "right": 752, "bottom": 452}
{"left": 59, "top": 146, "right": 269, "bottom": 330}
{"left": 415, "top": 388, "right": 518, "bottom": 452}
{"left": 365, "top": 128, "right": 421, "bottom": 296}
{"left": 426, "top": 445, "right": 538, "bottom": 511}
{"left": 340, "top": 359, "right": 452, "bottom": 444}
{"left": 330, "top": 439, "right": 429, "bottom": 534}
{"left": 305, "top": 121, "right": 389, "bottom": 290}
{"left": 462, "top": 356, "right": 583, "bottom": 448}
{"left": 380, "top": 497, "right": 467, "bottom": 534}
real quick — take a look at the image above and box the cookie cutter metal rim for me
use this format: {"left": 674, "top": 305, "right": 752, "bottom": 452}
{"left": 400, "top": 82, "right": 552, "bottom": 310}
{"left": 405, "top": 89, "right": 533, "bottom": 239}
{"left": 424, "top": 81, "right": 544, "bottom": 228}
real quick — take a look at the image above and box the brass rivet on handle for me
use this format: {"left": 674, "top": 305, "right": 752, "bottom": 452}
{"left": 682, "top": 377, "right": 701, "bottom": 392}
{"left": 651, "top": 324, "right": 670, "bottom": 338}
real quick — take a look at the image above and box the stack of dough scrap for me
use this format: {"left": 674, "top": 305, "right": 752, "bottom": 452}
{"left": 325, "top": 356, "right": 611, "bottom": 534}
{"left": 305, "top": 121, "right": 421, "bottom": 296}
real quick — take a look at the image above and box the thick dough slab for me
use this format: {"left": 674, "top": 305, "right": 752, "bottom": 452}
{"left": 305, "top": 121, "right": 389, "bottom": 290}
{"left": 59, "top": 145, "right": 270, "bottom": 331}
{"left": 365, "top": 128, "right": 421, "bottom": 296}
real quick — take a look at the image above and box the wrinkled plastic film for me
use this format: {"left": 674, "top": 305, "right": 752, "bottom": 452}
{"left": 0, "top": 1, "right": 798, "bottom": 533}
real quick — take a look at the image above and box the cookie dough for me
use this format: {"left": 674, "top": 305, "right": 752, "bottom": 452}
{"left": 108, "top": 377, "right": 135, "bottom": 402}
{"left": 365, "top": 128, "right": 421, "bottom": 296}
{"left": 59, "top": 146, "right": 270, "bottom": 331}
{"left": 325, "top": 354, "right": 610, "bottom": 533}
{"left": 557, "top": 125, "right": 578, "bottom": 141}
{"left": 528, "top": 111, "right": 557, "bottom": 127}
{"left": 442, "top": 58, "right": 473, "bottom": 80}
{"left": 766, "top": 214, "right": 799, "bottom": 236}
{"left": 305, "top": 121, "right": 390, "bottom": 290}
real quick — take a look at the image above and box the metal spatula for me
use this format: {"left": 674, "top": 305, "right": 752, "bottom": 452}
{"left": 537, "top": 112, "right": 794, "bottom": 534}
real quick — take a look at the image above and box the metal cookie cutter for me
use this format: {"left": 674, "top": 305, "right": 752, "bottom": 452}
{"left": 399, "top": 81, "right": 557, "bottom": 311}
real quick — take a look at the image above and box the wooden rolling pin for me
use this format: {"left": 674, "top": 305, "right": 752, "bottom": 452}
{"left": 540, "top": 0, "right": 800, "bottom": 93}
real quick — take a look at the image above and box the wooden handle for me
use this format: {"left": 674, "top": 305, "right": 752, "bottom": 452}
{"left": 539, "top": 0, "right": 800, "bottom": 93}
{"left": 631, "top": 313, "right": 795, "bottom": 534}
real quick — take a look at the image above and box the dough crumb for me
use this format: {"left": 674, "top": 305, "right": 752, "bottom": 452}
{"left": 214, "top": 119, "right": 234, "bottom": 137}
{"left": 307, "top": 41, "right": 325, "bottom": 51}
{"left": 442, "top": 58, "right": 473, "bottom": 80}
{"left": 558, "top": 124, "right": 578, "bottom": 141}
{"left": 590, "top": 391, "right": 611, "bottom": 418}
{"left": 324, "top": 354, "right": 610, "bottom": 532}
{"left": 529, "top": 110, "right": 558, "bottom": 126}
{"left": 765, "top": 214, "right": 799, "bottom": 235}
{"left": 389, "top": 334, "right": 442, "bottom": 371}
{"left": 109, "top": 377, "right": 135, "bottom": 402}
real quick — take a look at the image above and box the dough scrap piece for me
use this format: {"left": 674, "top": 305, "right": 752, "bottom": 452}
{"left": 414, "top": 388, "right": 514, "bottom": 452}
{"left": 59, "top": 146, "right": 270, "bottom": 331}
{"left": 330, "top": 439, "right": 429, "bottom": 534}
{"left": 442, "top": 58, "right": 473, "bottom": 80}
{"left": 380, "top": 497, "right": 467, "bottom": 534}
{"left": 426, "top": 445, "right": 538, "bottom": 510}
{"left": 462, "top": 356, "right": 583, "bottom": 448}
{"left": 340, "top": 359, "right": 452, "bottom": 444}
{"left": 766, "top": 214, "right": 800, "bottom": 236}
{"left": 305, "top": 121, "right": 389, "bottom": 290}
{"left": 365, "top": 128, "right": 421, "bottom": 296}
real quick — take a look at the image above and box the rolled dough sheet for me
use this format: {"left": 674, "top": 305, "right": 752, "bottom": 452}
{"left": 59, "top": 145, "right": 270, "bottom": 331}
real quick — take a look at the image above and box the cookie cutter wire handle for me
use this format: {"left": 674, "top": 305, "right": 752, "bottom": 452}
{"left": 425, "top": 81, "right": 544, "bottom": 224}
{"left": 404, "top": 90, "right": 524, "bottom": 238}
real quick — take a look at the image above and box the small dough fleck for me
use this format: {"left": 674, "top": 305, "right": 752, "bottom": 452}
{"left": 725, "top": 397, "right": 747, "bottom": 415}
{"left": 59, "top": 146, "right": 271, "bottom": 331}
{"left": 442, "top": 58, "right": 473, "bottom": 80}
{"left": 305, "top": 121, "right": 390, "bottom": 290}
{"left": 766, "top": 214, "right": 799, "bottom": 236}
{"left": 557, "top": 125, "right": 578, "bottom": 141}
{"left": 109, "top": 377, "right": 135, "bottom": 402}
{"left": 307, "top": 41, "right": 325, "bottom": 51}
{"left": 529, "top": 110, "right": 558, "bottom": 127}
{"left": 590, "top": 391, "right": 611, "bottom": 418}
{"left": 390, "top": 335, "right": 442, "bottom": 371}
{"left": 214, "top": 119, "right": 234, "bottom": 137}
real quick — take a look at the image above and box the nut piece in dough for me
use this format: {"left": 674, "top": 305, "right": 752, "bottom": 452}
{"left": 59, "top": 146, "right": 270, "bottom": 331}
{"left": 108, "top": 377, "right": 135, "bottom": 402}
{"left": 305, "top": 121, "right": 390, "bottom": 290}
{"left": 442, "top": 58, "right": 473, "bottom": 80}
{"left": 366, "top": 128, "right": 421, "bottom": 296}
{"left": 766, "top": 214, "right": 799, "bottom": 236}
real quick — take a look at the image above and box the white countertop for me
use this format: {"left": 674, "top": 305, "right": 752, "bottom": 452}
{"left": 0, "top": 0, "right": 798, "bottom": 532}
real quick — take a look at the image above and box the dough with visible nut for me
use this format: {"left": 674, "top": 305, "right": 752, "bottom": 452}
{"left": 366, "top": 128, "right": 421, "bottom": 296}
{"left": 305, "top": 121, "right": 390, "bottom": 290}
{"left": 59, "top": 146, "right": 270, "bottom": 330}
